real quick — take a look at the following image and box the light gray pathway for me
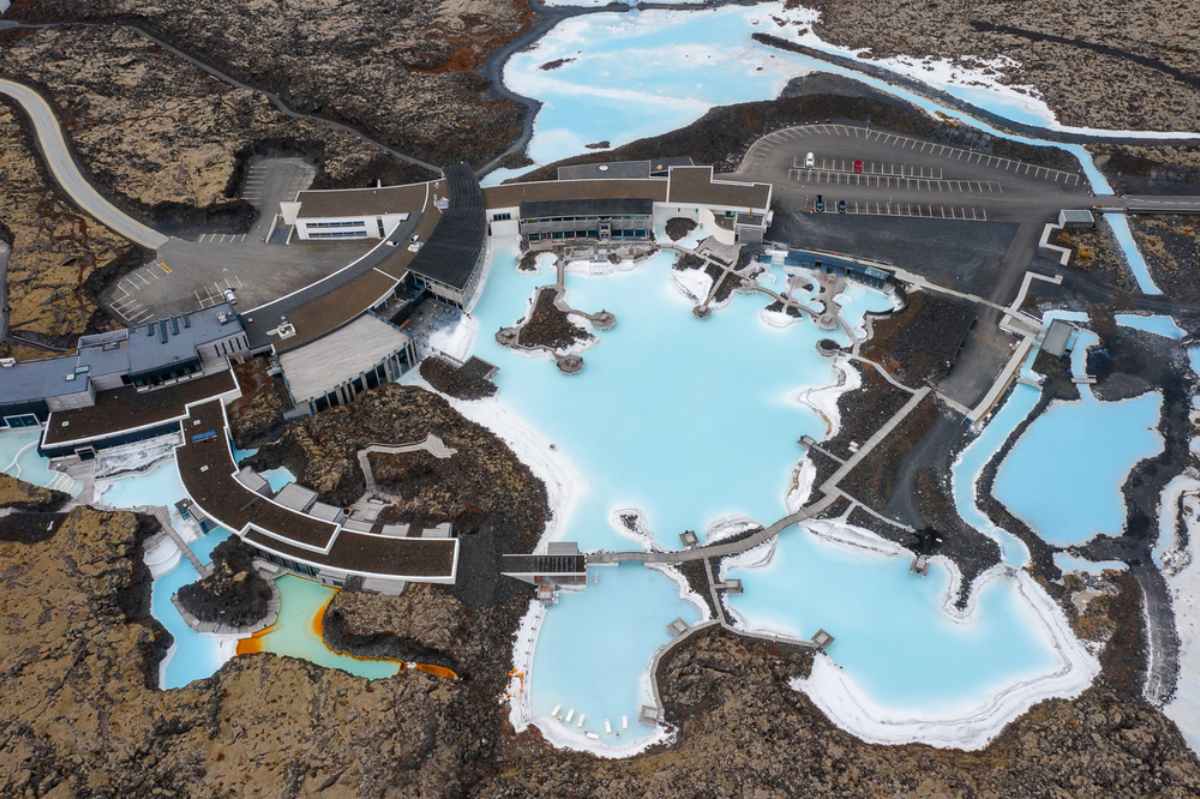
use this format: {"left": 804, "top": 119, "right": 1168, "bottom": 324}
{"left": 0, "top": 78, "right": 169, "bottom": 249}
{"left": 147, "top": 505, "right": 210, "bottom": 577}
{"left": 817, "top": 387, "right": 931, "bottom": 495}
{"left": 589, "top": 492, "right": 841, "bottom": 566}
{"left": 356, "top": 435, "right": 457, "bottom": 497}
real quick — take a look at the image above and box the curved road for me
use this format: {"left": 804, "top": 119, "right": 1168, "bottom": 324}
{"left": 0, "top": 78, "right": 169, "bottom": 250}
{"left": 2, "top": 20, "right": 441, "bottom": 179}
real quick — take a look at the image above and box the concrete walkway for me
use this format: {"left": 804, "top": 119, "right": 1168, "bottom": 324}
{"left": 0, "top": 78, "right": 169, "bottom": 249}
{"left": 356, "top": 435, "right": 456, "bottom": 497}
{"left": 147, "top": 505, "right": 210, "bottom": 577}
{"left": 589, "top": 492, "right": 841, "bottom": 566}
{"left": 818, "top": 387, "right": 931, "bottom": 495}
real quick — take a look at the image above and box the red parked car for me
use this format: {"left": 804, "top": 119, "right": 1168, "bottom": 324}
{"left": 853, "top": 159, "right": 864, "bottom": 174}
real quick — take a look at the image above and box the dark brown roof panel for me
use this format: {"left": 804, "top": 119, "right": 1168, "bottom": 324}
{"left": 245, "top": 528, "right": 456, "bottom": 578}
{"left": 273, "top": 270, "right": 397, "bottom": 354}
{"left": 484, "top": 179, "right": 668, "bottom": 210}
{"left": 666, "top": 166, "right": 771, "bottom": 209}
{"left": 176, "top": 400, "right": 338, "bottom": 550}
{"left": 43, "top": 370, "right": 237, "bottom": 447}
{"left": 296, "top": 182, "right": 430, "bottom": 219}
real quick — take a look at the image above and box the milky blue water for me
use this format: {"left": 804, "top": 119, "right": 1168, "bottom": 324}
{"left": 262, "top": 467, "right": 295, "bottom": 493}
{"left": 466, "top": 241, "right": 1076, "bottom": 747}
{"left": 530, "top": 562, "right": 701, "bottom": 740}
{"left": 951, "top": 383, "right": 1042, "bottom": 567}
{"left": 154, "top": 527, "right": 236, "bottom": 688}
{"left": 252, "top": 575, "right": 401, "bottom": 680}
{"left": 1053, "top": 551, "right": 1128, "bottom": 575}
{"left": 1190, "top": 347, "right": 1200, "bottom": 376}
{"left": 994, "top": 390, "right": 1162, "bottom": 547}
{"left": 0, "top": 427, "right": 67, "bottom": 490}
{"left": 494, "top": 3, "right": 1167, "bottom": 293}
{"left": 725, "top": 533, "right": 1057, "bottom": 710}
{"left": 1115, "top": 313, "right": 1187, "bottom": 340}
{"left": 992, "top": 329, "right": 1163, "bottom": 547}
{"left": 474, "top": 248, "right": 885, "bottom": 553}
{"left": 99, "top": 458, "right": 187, "bottom": 510}
{"left": 231, "top": 442, "right": 257, "bottom": 463}
{"left": 95, "top": 459, "right": 240, "bottom": 688}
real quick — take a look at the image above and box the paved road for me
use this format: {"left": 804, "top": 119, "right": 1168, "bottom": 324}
{"left": 0, "top": 239, "right": 9, "bottom": 340}
{"left": 0, "top": 78, "right": 169, "bottom": 250}
{"left": 1094, "top": 195, "right": 1200, "bottom": 213}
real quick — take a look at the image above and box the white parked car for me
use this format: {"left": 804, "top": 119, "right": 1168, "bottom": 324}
{"left": 805, "top": 152, "right": 815, "bottom": 168}
{"left": 223, "top": 288, "right": 238, "bottom": 305}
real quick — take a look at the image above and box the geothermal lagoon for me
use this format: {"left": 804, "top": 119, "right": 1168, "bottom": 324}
{"left": 446, "top": 241, "right": 1097, "bottom": 753}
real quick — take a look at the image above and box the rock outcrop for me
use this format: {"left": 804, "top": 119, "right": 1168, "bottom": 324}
{"left": 0, "top": 472, "right": 68, "bottom": 512}
{"left": 226, "top": 357, "right": 289, "bottom": 449}
{"left": 255, "top": 385, "right": 548, "bottom": 543}
{"left": 175, "top": 536, "right": 275, "bottom": 629}
{"left": 807, "top": 0, "right": 1200, "bottom": 132}
{"left": 1, "top": 460, "right": 1198, "bottom": 798}
{"left": 0, "top": 104, "right": 137, "bottom": 344}
{"left": 419, "top": 355, "right": 499, "bottom": 401}
{"left": 0, "top": 505, "right": 494, "bottom": 797}
{"left": 0, "top": 25, "right": 431, "bottom": 222}
{"left": 9, "top": 0, "right": 529, "bottom": 169}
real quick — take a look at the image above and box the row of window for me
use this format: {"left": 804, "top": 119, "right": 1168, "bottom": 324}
{"left": 1, "top": 414, "right": 39, "bottom": 429}
{"left": 305, "top": 220, "right": 367, "bottom": 229}
{"left": 490, "top": 212, "right": 513, "bottom": 222}
{"left": 524, "top": 214, "right": 649, "bottom": 223}
{"left": 211, "top": 335, "right": 247, "bottom": 358}
{"left": 526, "top": 229, "right": 648, "bottom": 242}
{"left": 310, "top": 355, "right": 406, "bottom": 414}
{"left": 308, "top": 231, "right": 369, "bottom": 239}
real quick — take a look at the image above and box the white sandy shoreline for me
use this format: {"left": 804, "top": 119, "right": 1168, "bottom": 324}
{"left": 720, "top": 519, "right": 1099, "bottom": 749}
{"left": 424, "top": 249, "right": 1102, "bottom": 757}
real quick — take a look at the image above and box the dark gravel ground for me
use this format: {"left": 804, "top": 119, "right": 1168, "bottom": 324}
{"left": 420, "top": 356, "right": 498, "bottom": 401}
{"left": 860, "top": 288, "right": 979, "bottom": 387}
{"left": 516, "top": 287, "right": 592, "bottom": 351}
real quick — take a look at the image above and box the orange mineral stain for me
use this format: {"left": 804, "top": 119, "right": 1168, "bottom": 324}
{"left": 236, "top": 580, "right": 457, "bottom": 680}
{"left": 414, "top": 663, "right": 459, "bottom": 681}
{"left": 236, "top": 625, "right": 272, "bottom": 656}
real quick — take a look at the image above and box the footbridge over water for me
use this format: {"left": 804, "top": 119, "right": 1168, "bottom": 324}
{"left": 586, "top": 493, "right": 840, "bottom": 566}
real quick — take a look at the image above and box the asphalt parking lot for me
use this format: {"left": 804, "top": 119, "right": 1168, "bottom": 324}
{"left": 101, "top": 156, "right": 381, "bottom": 322}
{"left": 745, "top": 124, "right": 1091, "bottom": 411}
{"left": 738, "top": 123, "right": 1089, "bottom": 227}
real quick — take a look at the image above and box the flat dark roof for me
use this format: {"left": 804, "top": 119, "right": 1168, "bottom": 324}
{"left": 43, "top": 369, "right": 237, "bottom": 447}
{"left": 375, "top": 202, "right": 443, "bottom": 281}
{"left": 272, "top": 270, "right": 398, "bottom": 355}
{"left": 176, "top": 400, "right": 337, "bottom": 550}
{"left": 666, "top": 166, "right": 771, "bottom": 209}
{"left": 177, "top": 399, "right": 456, "bottom": 578}
{"left": 0, "top": 357, "right": 88, "bottom": 407}
{"left": 407, "top": 164, "right": 485, "bottom": 291}
{"left": 521, "top": 197, "right": 653, "bottom": 218}
{"left": 296, "top": 182, "right": 430, "bottom": 219}
{"left": 649, "top": 156, "right": 695, "bottom": 175}
{"left": 245, "top": 528, "right": 456, "bottom": 578}
{"left": 485, "top": 178, "right": 668, "bottom": 210}
{"left": 128, "top": 303, "right": 241, "bottom": 377}
{"left": 557, "top": 160, "right": 651, "bottom": 181}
